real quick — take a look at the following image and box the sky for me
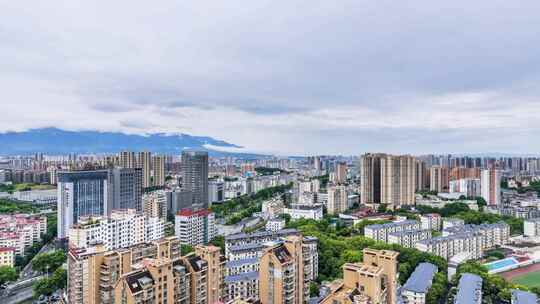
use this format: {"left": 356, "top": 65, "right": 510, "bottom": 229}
{"left": 1, "top": 1, "right": 540, "bottom": 156}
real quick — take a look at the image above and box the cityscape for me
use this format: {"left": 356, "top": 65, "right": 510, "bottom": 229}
{"left": 2, "top": 1, "right": 540, "bottom": 304}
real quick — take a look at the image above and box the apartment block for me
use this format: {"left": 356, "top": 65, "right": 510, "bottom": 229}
{"left": 175, "top": 209, "right": 216, "bottom": 246}
{"left": 0, "top": 213, "right": 47, "bottom": 255}
{"left": 194, "top": 245, "right": 226, "bottom": 304}
{"left": 364, "top": 220, "right": 421, "bottom": 243}
{"left": 430, "top": 166, "right": 449, "bottom": 193}
{"left": 265, "top": 218, "right": 285, "bottom": 232}
{"left": 321, "top": 248, "right": 399, "bottom": 304}
{"left": 442, "top": 222, "right": 510, "bottom": 249}
{"left": 524, "top": 218, "right": 540, "bottom": 237}
{"left": 481, "top": 168, "right": 501, "bottom": 206}
{"left": 420, "top": 214, "right": 442, "bottom": 231}
{"left": 327, "top": 185, "right": 348, "bottom": 215}
{"left": 225, "top": 229, "right": 300, "bottom": 256}
{"left": 449, "top": 178, "right": 481, "bottom": 198}
{"left": 68, "top": 209, "right": 165, "bottom": 251}
{"left": 0, "top": 247, "right": 15, "bottom": 267}
{"left": 142, "top": 190, "right": 168, "bottom": 219}
{"left": 283, "top": 204, "right": 323, "bottom": 220}
{"left": 401, "top": 263, "right": 438, "bottom": 304}
{"left": 388, "top": 229, "right": 432, "bottom": 248}
{"left": 416, "top": 233, "right": 484, "bottom": 260}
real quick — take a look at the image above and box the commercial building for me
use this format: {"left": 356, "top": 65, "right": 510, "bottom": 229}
{"left": 321, "top": 249, "right": 399, "bottom": 304}
{"left": 455, "top": 273, "right": 482, "bottom": 304}
{"left": 360, "top": 153, "right": 416, "bottom": 210}
{"left": 57, "top": 170, "right": 110, "bottom": 239}
{"left": 364, "top": 220, "right": 421, "bottom": 243}
{"left": 388, "top": 229, "right": 432, "bottom": 248}
{"left": 182, "top": 151, "right": 209, "bottom": 209}
{"left": 420, "top": 214, "right": 442, "bottom": 231}
{"left": 327, "top": 185, "right": 348, "bottom": 215}
{"left": 481, "top": 168, "right": 501, "bottom": 206}
{"left": 68, "top": 209, "right": 164, "bottom": 250}
{"left": 174, "top": 208, "right": 216, "bottom": 245}
{"left": 401, "top": 263, "right": 438, "bottom": 304}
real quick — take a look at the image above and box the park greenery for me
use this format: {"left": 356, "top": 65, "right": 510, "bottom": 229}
{"left": 0, "top": 183, "right": 55, "bottom": 194}
{"left": 0, "top": 265, "right": 18, "bottom": 285}
{"left": 517, "top": 180, "right": 540, "bottom": 195}
{"left": 211, "top": 183, "right": 292, "bottom": 225}
{"left": 286, "top": 217, "right": 448, "bottom": 304}
{"left": 0, "top": 198, "right": 39, "bottom": 213}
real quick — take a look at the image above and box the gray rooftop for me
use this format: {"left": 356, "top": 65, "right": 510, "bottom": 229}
{"left": 512, "top": 290, "right": 538, "bottom": 304}
{"left": 225, "top": 228, "right": 298, "bottom": 241}
{"left": 455, "top": 273, "right": 482, "bottom": 304}
{"left": 224, "top": 271, "right": 259, "bottom": 283}
{"left": 365, "top": 220, "right": 419, "bottom": 230}
{"left": 225, "top": 257, "right": 259, "bottom": 268}
{"left": 402, "top": 263, "right": 438, "bottom": 294}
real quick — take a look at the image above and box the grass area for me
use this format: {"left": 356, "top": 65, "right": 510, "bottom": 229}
{"left": 511, "top": 271, "right": 540, "bottom": 288}
{"left": 0, "top": 183, "right": 55, "bottom": 193}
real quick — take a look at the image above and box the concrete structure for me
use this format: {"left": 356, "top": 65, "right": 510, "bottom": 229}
{"left": 152, "top": 155, "right": 165, "bottom": 187}
{"left": 455, "top": 273, "right": 482, "bottom": 304}
{"left": 265, "top": 218, "right": 286, "bottom": 232}
{"left": 68, "top": 209, "right": 165, "bottom": 250}
{"left": 225, "top": 229, "right": 300, "bottom": 255}
{"left": 195, "top": 245, "right": 226, "bottom": 304}
{"left": 259, "top": 236, "right": 311, "bottom": 304}
{"left": 175, "top": 208, "right": 216, "bottom": 245}
{"left": 110, "top": 167, "right": 143, "bottom": 212}
{"left": 388, "top": 229, "right": 432, "bottom": 248}
{"left": 401, "top": 263, "right": 438, "bottom": 304}
{"left": 420, "top": 213, "right": 442, "bottom": 231}
{"left": 524, "top": 218, "right": 540, "bottom": 237}
{"left": 321, "top": 248, "right": 399, "bottom": 304}
{"left": 442, "top": 222, "right": 510, "bottom": 249}
{"left": 137, "top": 151, "right": 152, "bottom": 188}
{"left": 364, "top": 220, "right": 421, "bottom": 243}
{"left": 327, "top": 185, "right": 348, "bottom": 215}
{"left": 208, "top": 180, "right": 224, "bottom": 205}
{"left": 142, "top": 190, "right": 168, "bottom": 219}
{"left": 481, "top": 168, "right": 501, "bottom": 206}
{"left": 119, "top": 151, "right": 136, "bottom": 169}
{"left": 182, "top": 151, "right": 209, "bottom": 209}
{"left": 0, "top": 247, "right": 15, "bottom": 267}
{"left": 360, "top": 153, "right": 416, "bottom": 210}
{"left": 283, "top": 204, "right": 323, "bottom": 220}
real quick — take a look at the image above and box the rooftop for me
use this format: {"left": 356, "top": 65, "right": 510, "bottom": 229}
{"left": 512, "top": 290, "right": 538, "bottom": 304}
{"left": 455, "top": 273, "right": 483, "bottom": 304}
{"left": 402, "top": 263, "right": 438, "bottom": 294}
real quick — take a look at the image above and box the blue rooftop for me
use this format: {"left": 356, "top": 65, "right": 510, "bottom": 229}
{"left": 455, "top": 273, "right": 482, "bottom": 304}
{"left": 402, "top": 263, "right": 438, "bottom": 293}
{"left": 224, "top": 271, "right": 259, "bottom": 283}
{"left": 512, "top": 290, "right": 538, "bottom": 304}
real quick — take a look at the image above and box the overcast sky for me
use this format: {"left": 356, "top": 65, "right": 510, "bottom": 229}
{"left": 1, "top": 1, "right": 540, "bottom": 155}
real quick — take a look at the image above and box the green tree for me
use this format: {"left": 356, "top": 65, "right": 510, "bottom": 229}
{"left": 0, "top": 266, "right": 18, "bottom": 285}
{"left": 377, "top": 204, "right": 388, "bottom": 213}
{"left": 33, "top": 268, "right": 67, "bottom": 297}
{"left": 32, "top": 251, "right": 66, "bottom": 274}
{"left": 181, "top": 244, "right": 194, "bottom": 255}
{"left": 210, "top": 236, "right": 225, "bottom": 254}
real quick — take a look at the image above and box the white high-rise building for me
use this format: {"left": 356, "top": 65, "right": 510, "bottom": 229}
{"left": 175, "top": 208, "right": 216, "bottom": 245}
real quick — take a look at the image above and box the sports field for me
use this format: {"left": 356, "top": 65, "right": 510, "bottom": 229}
{"left": 500, "top": 263, "right": 540, "bottom": 288}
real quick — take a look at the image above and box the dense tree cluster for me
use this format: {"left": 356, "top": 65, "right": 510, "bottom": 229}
{"left": 0, "top": 265, "right": 18, "bottom": 285}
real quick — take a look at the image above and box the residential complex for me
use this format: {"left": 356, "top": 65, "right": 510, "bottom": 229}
{"left": 364, "top": 220, "right": 421, "bottom": 243}
{"left": 0, "top": 213, "right": 47, "bottom": 255}
{"left": 388, "top": 229, "right": 432, "bottom": 248}
{"left": 321, "top": 248, "right": 399, "bottom": 304}
{"left": 327, "top": 185, "right": 348, "bottom": 215}
{"left": 420, "top": 213, "right": 442, "bottom": 231}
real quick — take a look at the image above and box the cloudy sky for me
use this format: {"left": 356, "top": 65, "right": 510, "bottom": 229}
{"left": 1, "top": 1, "right": 540, "bottom": 155}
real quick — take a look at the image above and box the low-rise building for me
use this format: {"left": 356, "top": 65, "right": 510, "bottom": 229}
{"left": 455, "top": 273, "right": 482, "bottom": 304}
{"left": 524, "top": 218, "right": 540, "bottom": 237}
{"left": 283, "top": 204, "right": 323, "bottom": 220}
{"left": 511, "top": 289, "right": 538, "bottom": 304}
{"left": 442, "top": 222, "right": 510, "bottom": 249}
{"left": 420, "top": 213, "right": 442, "bottom": 231}
{"left": 401, "top": 262, "right": 438, "bottom": 304}
{"left": 388, "top": 229, "right": 432, "bottom": 248}
{"left": 265, "top": 218, "right": 286, "bottom": 232}
{"left": 443, "top": 218, "right": 465, "bottom": 230}
{"left": 0, "top": 247, "right": 15, "bottom": 267}
{"left": 416, "top": 233, "right": 483, "bottom": 260}
{"left": 364, "top": 220, "right": 421, "bottom": 243}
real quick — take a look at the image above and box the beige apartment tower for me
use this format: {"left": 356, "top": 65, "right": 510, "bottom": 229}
{"left": 360, "top": 153, "right": 416, "bottom": 210}
{"left": 321, "top": 248, "right": 399, "bottom": 304}
{"left": 259, "top": 235, "right": 311, "bottom": 304}
{"left": 119, "top": 151, "right": 136, "bottom": 169}
{"left": 430, "top": 166, "right": 449, "bottom": 193}
{"left": 327, "top": 185, "right": 348, "bottom": 215}
{"left": 194, "top": 245, "right": 225, "bottom": 304}
{"left": 152, "top": 155, "right": 165, "bottom": 187}
{"left": 137, "top": 151, "right": 152, "bottom": 188}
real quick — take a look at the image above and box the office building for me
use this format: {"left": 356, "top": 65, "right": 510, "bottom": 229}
{"left": 152, "top": 155, "right": 165, "bottom": 187}
{"left": 321, "top": 249, "right": 399, "bottom": 304}
{"left": 182, "top": 151, "right": 209, "bottom": 209}
{"left": 208, "top": 180, "right": 224, "bottom": 205}
{"left": 455, "top": 273, "right": 482, "bottom": 304}
{"left": 137, "top": 151, "right": 152, "bottom": 188}
{"left": 68, "top": 209, "right": 165, "bottom": 250}
{"left": 57, "top": 170, "right": 110, "bottom": 239}
{"left": 360, "top": 153, "right": 416, "bottom": 210}
{"left": 111, "top": 167, "right": 143, "bottom": 212}
{"left": 401, "top": 263, "right": 438, "bottom": 304}
{"left": 481, "top": 168, "right": 501, "bottom": 206}
{"left": 327, "top": 185, "right": 348, "bottom": 215}
{"left": 175, "top": 208, "right": 216, "bottom": 245}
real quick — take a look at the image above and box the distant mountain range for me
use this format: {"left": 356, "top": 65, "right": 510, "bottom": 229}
{"left": 0, "top": 128, "right": 253, "bottom": 156}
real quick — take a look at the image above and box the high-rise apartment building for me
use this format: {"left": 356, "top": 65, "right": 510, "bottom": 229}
{"left": 360, "top": 153, "right": 416, "bottom": 210}
{"left": 175, "top": 209, "right": 216, "bottom": 245}
{"left": 119, "top": 151, "right": 136, "bottom": 169}
{"left": 259, "top": 235, "right": 312, "bottom": 304}
{"left": 321, "top": 248, "right": 399, "bottom": 304}
{"left": 152, "top": 155, "right": 165, "bottom": 187}
{"left": 194, "top": 245, "right": 225, "bottom": 303}
{"left": 57, "top": 170, "right": 110, "bottom": 239}
{"left": 481, "top": 168, "right": 501, "bottom": 206}
{"left": 415, "top": 160, "right": 429, "bottom": 191}
{"left": 142, "top": 190, "right": 168, "bottom": 219}
{"left": 327, "top": 185, "right": 348, "bottom": 215}
{"left": 137, "top": 151, "right": 152, "bottom": 188}
{"left": 181, "top": 151, "right": 209, "bottom": 209}
{"left": 430, "top": 166, "right": 449, "bottom": 193}
{"left": 332, "top": 162, "right": 347, "bottom": 184}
